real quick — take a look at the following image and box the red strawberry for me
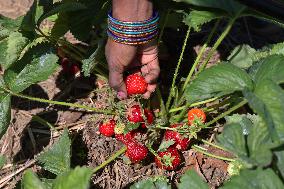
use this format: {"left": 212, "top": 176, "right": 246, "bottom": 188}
{"left": 141, "top": 109, "right": 154, "bottom": 128}
{"left": 188, "top": 108, "right": 206, "bottom": 125}
{"left": 115, "top": 134, "right": 125, "bottom": 142}
{"left": 125, "top": 74, "right": 148, "bottom": 95}
{"left": 126, "top": 140, "right": 148, "bottom": 163}
{"left": 115, "top": 131, "right": 136, "bottom": 144}
{"left": 127, "top": 105, "right": 144, "bottom": 123}
{"left": 155, "top": 147, "right": 181, "bottom": 170}
{"left": 99, "top": 119, "right": 116, "bottom": 137}
{"left": 164, "top": 124, "right": 190, "bottom": 151}
{"left": 61, "top": 58, "right": 80, "bottom": 75}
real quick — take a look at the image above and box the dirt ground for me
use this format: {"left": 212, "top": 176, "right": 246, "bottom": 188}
{"left": 0, "top": 0, "right": 33, "bottom": 18}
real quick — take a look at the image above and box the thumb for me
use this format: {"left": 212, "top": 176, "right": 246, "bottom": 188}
{"left": 108, "top": 67, "right": 127, "bottom": 99}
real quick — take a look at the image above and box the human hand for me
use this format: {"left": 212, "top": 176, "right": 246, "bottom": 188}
{"left": 105, "top": 39, "right": 160, "bottom": 99}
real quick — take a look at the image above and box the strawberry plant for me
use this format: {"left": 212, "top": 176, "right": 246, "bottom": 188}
{"left": 0, "top": 0, "right": 284, "bottom": 188}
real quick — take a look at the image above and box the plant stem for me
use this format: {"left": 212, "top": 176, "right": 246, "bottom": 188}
{"left": 205, "top": 100, "right": 247, "bottom": 128}
{"left": 198, "top": 9, "right": 245, "bottom": 72}
{"left": 192, "top": 145, "right": 235, "bottom": 162}
{"left": 166, "top": 27, "right": 191, "bottom": 110}
{"left": 156, "top": 126, "right": 177, "bottom": 131}
{"left": 147, "top": 144, "right": 159, "bottom": 157}
{"left": 182, "top": 20, "right": 220, "bottom": 92}
{"left": 176, "top": 103, "right": 190, "bottom": 122}
{"left": 156, "top": 87, "right": 167, "bottom": 120}
{"left": 158, "top": 9, "right": 170, "bottom": 46}
{"left": 32, "top": 115, "right": 56, "bottom": 131}
{"left": 169, "top": 97, "right": 218, "bottom": 113}
{"left": 93, "top": 146, "right": 127, "bottom": 174}
{"left": 199, "top": 139, "right": 226, "bottom": 151}
{"left": 4, "top": 88, "right": 116, "bottom": 115}
{"left": 155, "top": 8, "right": 169, "bottom": 119}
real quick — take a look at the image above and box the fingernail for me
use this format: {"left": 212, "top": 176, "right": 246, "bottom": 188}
{"left": 117, "top": 91, "right": 127, "bottom": 100}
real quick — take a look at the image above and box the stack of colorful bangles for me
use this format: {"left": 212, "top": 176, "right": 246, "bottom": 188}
{"left": 107, "top": 11, "right": 159, "bottom": 45}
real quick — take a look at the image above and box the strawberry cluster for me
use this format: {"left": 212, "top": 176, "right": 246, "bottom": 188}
{"left": 99, "top": 104, "right": 154, "bottom": 163}
{"left": 99, "top": 74, "right": 207, "bottom": 171}
{"left": 155, "top": 108, "right": 206, "bottom": 170}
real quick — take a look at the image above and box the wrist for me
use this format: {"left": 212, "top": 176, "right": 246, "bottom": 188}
{"left": 112, "top": 0, "right": 153, "bottom": 21}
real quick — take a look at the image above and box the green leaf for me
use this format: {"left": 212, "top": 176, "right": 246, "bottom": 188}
{"left": 50, "top": 13, "right": 69, "bottom": 39}
{"left": 82, "top": 41, "right": 106, "bottom": 77}
{"left": 274, "top": 148, "right": 284, "bottom": 178}
{"left": 175, "top": 0, "right": 245, "bottom": 15}
{"left": 0, "top": 32, "right": 29, "bottom": 70}
{"left": 41, "top": 179, "right": 54, "bottom": 189}
{"left": 130, "top": 177, "right": 171, "bottom": 189}
{"left": 183, "top": 10, "right": 223, "bottom": 32}
{"left": 37, "top": 2, "right": 87, "bottom": 25}
{"left": 124, "top": 123, "right": 140, "bottom": 134}
{"left": 54, "top": 0, "right": 109, "bottom": 41}
{"left": 254, "top": 80, "right": 284, "bottom": 141}
{"left": 251, "top": 55, "right": 284, "bottom": 85}
{"left": 0, "top": 15, "right": 23, "bottom": 31}
{"left": 247, "top": 115, "right": 273, "bottom": 166}
{"left": 217, "top": 123, "right": 248, "bottom": 160}
{"left": 20, "top": 0, "right": 44, "bottom": 32}
{"left": 130, "top": 180, "right": 156, "bottom": 189}
{"left": 227, "top": 43, "right": 284, "bottom": 71}
{"left": 4, "top": 43, "right": 58, "bottom": 93}
{"left": 37, "top": 130, "right": 71, "bottom": 175}
{"left": 18, "top": 36, "right": 47, "bottom": 60}
{"left": 53, "top": 166, "right": 92, "bottom": 189}
{"left": 228, "top": 45, "right": 256, "bottom": 69}
{"left": 158, "top": 140, "right": 176, "bottom": 152}
{"left": 0, "top": 79, "right": 11, "bottom": 139}
{"left": 185, "top": 63, "right": 253, "bottom": 104}
{"left": 218, "top": 114, "right": 274, "bottom": 167}
{"left": 0, "top": 15, "right": 23, "bottom": 40}
{"left": 22, "top": 169, "right": 47, "bottom": 189}
{"left": 220, "top": 168, "right": 284, "bottom": 189}
{"left": 242, "top": 89, "right": 278, "bottom": 142}
{"left": 178, "top": 169, "right": 209, "bottom": 189}
{"left": 0, "top": 155, "right": 6, "bottom": 169}
{"left": 225, "top": 114, "right": 253, "bottom": 135}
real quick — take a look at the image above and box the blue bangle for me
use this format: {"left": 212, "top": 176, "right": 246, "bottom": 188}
{"left": 108, "top": 11, "right": 159, "bottom": 26}
{"left": 108, "top": 25, "right": 158, "bottom": 34}
{"left": 107, "top": 10, "right": 159, "bottom": 45}
{"left": 107, "top": 30, "right": 158, "bottom": 42}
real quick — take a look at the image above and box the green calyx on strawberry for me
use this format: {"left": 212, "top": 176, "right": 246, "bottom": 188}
{"left": 125, "top": 74, "right": 148, "bottom": 95}
{"left": 114, "top": 122, "right": 126, "bottom": 134}
{"left": 155, "top": 147, "right": 181, "bottom": 170}
{"left": 99, "top": 119, "right": 116, "bottom": 137}
{"left": 126, "top": 140, "right": 148, "bottom": 163}
{"left": 164, "top": 124, "right": 190, "bottom": 151}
